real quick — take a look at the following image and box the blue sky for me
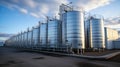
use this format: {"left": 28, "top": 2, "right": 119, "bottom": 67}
{"left": 89, "top": 0, "right": 120, "bottom": 18}
{"left": 0, "top": 0, "right": 120, "bottom": 41}
{"left": 0, "top": 5, "right": 40, "bottom": 34}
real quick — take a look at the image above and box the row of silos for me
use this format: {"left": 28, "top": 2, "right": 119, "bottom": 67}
{"left": 5, "top": 19, "right": 61, "bottom": 50}
{"left": 5, "top": 4, "right": 106, "bottom": 53}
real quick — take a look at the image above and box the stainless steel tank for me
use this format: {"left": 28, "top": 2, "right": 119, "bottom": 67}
{"left": 32, "top": 27, "right": 39, "bottom": 47}
{"left": 40, "top": 23, "right": 47, "bottom": 47}
{"left": 89, "top": 17, "right": 105, "bottom": 49}
{"left": 17, "top": 34, "right": 20, "bottom": 47}
{"left": 20, "top": 34, "right": 23, "bottom": 47}
{"left": 62, "top": 11, "right": 85, "bottom": 49}
{"left": 21, "top": 33, "right": 24, "bottom": 47}
{"left": 17, "top": 35, "right": 19, "bottom": 47}
{"left": 13, "top": 36, "right": 16, "bottom": 46}
{"left": 27, "top": 30, "right": 32, "bottom": 48}
{"left": 23, "top": 32, "right": 26, "bottom": 48}
{"left": 18, "top": 34, "right": 21, "bottom": 47}
{"left": 24, "top": 32, "right": 27, "bottom": 48}
{"left": 14, "top": 36, "right": 17, "bottom": 47}
{"left": 21, "top": 32, "right": 24, "bottom": 48}
{"left": 48, "top": 19, "right": 59, "bottom": 48}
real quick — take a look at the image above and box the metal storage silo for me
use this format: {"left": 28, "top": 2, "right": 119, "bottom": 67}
{"left": 16, "top": 33, "right": 19, "bottom": 47}
{"left": 10, "top": 37, "right": 13, "bottom": 47}
{"left": 89, "top": 17, "right": 105, "bottom": 49}
{"left": 32, "top": 27, "right": 39, "bottom": 48}
{"left": 20, "top": 33, "right": 22, "bottom": 48}
{"left": 48, "top": 19, "right": 59, "bottom": 49}
{"left": 11, "top": 37, "right": 14, "bottom": 46}
{"left": 24, "top": 32, "right": 28, "bottom": 48}
{"left": 14, "top": 36, "right": 16, "bottom": 47}
{"left": 22, "top": 32, "right": 26, "bottom": 48}
{"left": 21, "top": 32, "right": 25, "bottom": 48}
{"left": 14, "top": 35, "right": 16, "bottom": 47}
{"left": 62, "top": 11, "right": 85, "bottom": 50}
{"left": 19, "top": 33, "right": 22, "bottom": 48}
{"left": 17, "top": 34, "right": 20, "bottom": 47}
{"left": 21, "top": 33, "right": 23, "bottom": 48}
{"left": 14, "top": 36, "right": 17, "bottom": 47}
{"left": 27, "top": 30, "right": 32, "bottom": 48}
{"left": 40, "top": 23, "right": 47, "bottom": 48}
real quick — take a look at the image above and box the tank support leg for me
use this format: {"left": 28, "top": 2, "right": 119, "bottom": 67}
{"left": 77, "top": 48, "right": 79, "bottom": 54}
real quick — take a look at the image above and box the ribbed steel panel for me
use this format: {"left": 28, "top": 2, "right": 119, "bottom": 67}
{"left": 21, "top": 33, "right": 25, "bottom": 47}
{"left": 40, "top": 23, "right": 47, "bottom": 47}
{"left": 32, "top": 28, "right": 39, "bottom": 46}
{"left": 24, "top": 32, "right": 27, "bottom": 47}
{"left": 28, "top": 31, "right": 32, "bottom": 48}
{"left": 48, "top": 20, "right": 59, "bottom": 48}
{"left": 89, "top": 18, "right": 105, "bottom": 48}
{"left": 62, "top": 11, "right": 85, "bottom": 49}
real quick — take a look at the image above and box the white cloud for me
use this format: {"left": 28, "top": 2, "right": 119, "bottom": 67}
{"left": 104, "top": 16, "right": 120, "bottom": 30}
{"left": 18, "top": 8, "right": 28, "bottom": 14}
{"left": 30, "top": 12, "right": 40, "bottom": 18}
{"left": 0, "top": 0, "right": 68, "bottom": 18}
{"left": 71, "top": 0, "right": 113, "bottom": 11}
{"left": 0, "top": 33, "right": 14, "bottom": 41}
{"left": 0, "top": 0, "right": 113, "bottom": 18}
{"left": 0, "top": 37, "right": 9, "bottom": 41}
{"left": 23, "top": 0, "right": 36, "bottom": 8}
{"left": 105, "top": 16, "right": 120, "bottom": 25}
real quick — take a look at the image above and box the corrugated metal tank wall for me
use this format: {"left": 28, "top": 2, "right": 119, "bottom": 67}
{"left": 32, "top": 28, "right": 39, "bottom": 47}
{"left": 19, "top": 33, "right": 22, "bottom": 47}
{"left": 24, "top": 32, "right": 27, "bottom": 48}
{"left": 40, "top": 23, "right": 47, "bottom": 47}
{"left": 89, "top": 17, "right": 105, "bottom": 48}
{"left": 18, "top": 34, "right": 21, "bottom": 47}
{"left": 21, "top": 33, "right": 25, "bottom": 47}
{"left": 62, "top": 11, "right": 85, "bottom": 49}
{"left": 85, "top": 20, "right": 90, "bottom": 48}
{"left": 48, "top": 19, "right": 59, "bottom": 48}
{"left": 28, "top": 31, "right": 32, "bottom": 48}
{"left": 14, "top": 36, "right": 17, "bottom": 47}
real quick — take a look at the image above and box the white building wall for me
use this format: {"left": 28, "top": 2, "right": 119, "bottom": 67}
{"left": 104, "top": 27, "right": 119, "bottom": 49}
{"left": 113, "top": 41, "right": 120, "bottom": 49}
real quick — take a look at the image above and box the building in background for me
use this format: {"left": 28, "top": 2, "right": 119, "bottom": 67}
{"left": 104, "top": 27, "right": 119, "bottom": 49}
{"left": 116, "top": 31, "right": 120, "bottom": 40}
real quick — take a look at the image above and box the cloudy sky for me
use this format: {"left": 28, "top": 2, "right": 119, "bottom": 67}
{"left": 0, "top": 0, "right": 120, "bottom": 41}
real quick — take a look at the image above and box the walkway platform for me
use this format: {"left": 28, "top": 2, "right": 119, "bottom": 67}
{"left": 22, "top": 48, "right": 120, "bottom": 60}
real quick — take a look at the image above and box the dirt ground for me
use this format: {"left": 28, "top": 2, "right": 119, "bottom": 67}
{"left": 108, "top": 54, "right": 120, "bottom": 63}
{"left": 0, "top": 46, "right": 120, "bottom": 67}
{"left": 83, "top": 50, "right": 120, "bottom": 56}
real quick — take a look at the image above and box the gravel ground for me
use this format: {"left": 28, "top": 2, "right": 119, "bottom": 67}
{"left": 107, "top": 54, "right": 120, "bottom": 63}
{"left": 83, "top": 50, "right": 120, "bottom": 56}
{"left": 0, "top": 46, "right": 120, "bottom": 67}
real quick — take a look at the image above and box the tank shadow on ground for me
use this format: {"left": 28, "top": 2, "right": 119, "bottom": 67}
{"left": 76, "top": 62, "right": 105, "bottom": 67}
{"left": 0, "top": 60, "right": 24, "bottom": 67}
{"left": 32, "top": 57, "right": 45, "bottom": 59}
{"left": 14, "top": 49, "right": 66, "bottom": 57}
